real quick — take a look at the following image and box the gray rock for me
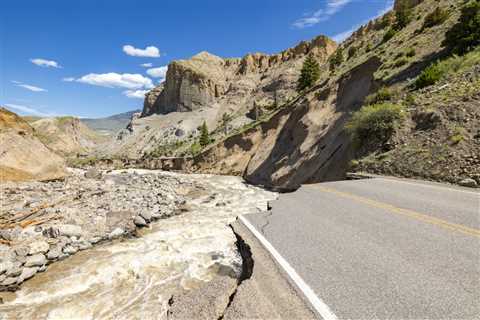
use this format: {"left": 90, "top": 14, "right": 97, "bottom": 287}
{"left": 0, "top": 261, "right": 13, "bottom": 274}
{"left": 140, "top": 211, "right": 153, "bottom": 222}
{"left": 2, "top": 277, "right": 18, "bottom": 286}
{"left": 63, "top": 245, "right": 78, "bottom": 255}
{"left": 77, "top": 241, "right": 92, "bottom": 251}
{"left": 25, "top": 253, "right": 47, "bottom": 267}
{"left": 133, "top": 216, "right": 147, "bottom": 227}
{"left": 38, "top": 265, "right": 47, "bottom": 273}
{"left": 14, "top": 246, "right": 29, "bottom": 257}
{"left": 459, "top": 178, "right": 478, "bottom": 188}
{"left": 6, "top": 262, "right": 23, "bottom": 277}
{"left": 28, "top": 240, "right": 50, "bottom": 255}
{"left": 90, "top": 237, "right": 102, "bottom": 244}
{"left": 58, "top": 224, "right": 83, "bottom": 238}
{"left": 108, "top": 228, "right": 124, "bottom": 239}
{"left": 47, "top": 247, "right": 62, "bottom": 260}
{"left": 17, "top": 267, "right": 38, "bottom": 283}
{"left": 0, "top": 273, "right": 5, "bottom": 282}
{"left": 85, "top": 168, "right": 102, "bottom": 179}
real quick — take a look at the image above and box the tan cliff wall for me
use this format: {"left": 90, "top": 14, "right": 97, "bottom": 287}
{"left": 142, "top": 36, "right": 337, "bottom": 117}
{"left": 191, "top": 57, "right": 382, "bottom": 190}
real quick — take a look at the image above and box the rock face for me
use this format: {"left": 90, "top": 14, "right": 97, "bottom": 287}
{"left": 0, "top": 108, "right": 66, "bottom": 181}
{"left": 192, "top": 57, "right": 382, "bottom": 190}
{"left": 142, "top": 36, "right": 337, "bottom": 117}
{"left": 31, "top": 116, "right": 106, "bottom": 155}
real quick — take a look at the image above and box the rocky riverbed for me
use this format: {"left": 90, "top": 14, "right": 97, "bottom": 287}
{"left": 0, "top": 169, "right": 277, "bottom": 319}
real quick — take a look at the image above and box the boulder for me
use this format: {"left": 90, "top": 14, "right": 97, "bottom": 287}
{"left": 459, "top": 178, "right": 478, "bottom": 188}
{"left": 17, "top": 267, "right": 39, "bottom": 283}
{"left": 28, "top": 240, "right": 50, "bottom": 255}
{"left": 25, "top": 253, "right": 47, "bottom": 267}
{"left": 134, "top": 216, "right": 147, "bottom": 227}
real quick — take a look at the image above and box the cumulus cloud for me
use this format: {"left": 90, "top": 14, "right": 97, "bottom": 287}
{"left": 12, "top": 81, "right": 47, "bottom": 92}
{"left": 30, "top": 58, "right": 61, "bottom": 68}
{"left": 146, "top": 66, "right": 168, "bottom": 79}
{"left": 293, "top": 0, "right": 353, "bottom": 29}
{"left": 123, "top": 89, "right": 149, "bottom": 99}
{"left": 331, "top": 0, "right": 394, "bottom": 42}
{"left": 141, "top": 63, "right": 153, "bottom": 68}
{"left": 76, "top": 72, "right": 154, "bottom": 89}
{"left": 5, "top": 103, "right": 52, "bottom": 116}
{"left": 123, "top": 45, "right": 160, "bottom": 57}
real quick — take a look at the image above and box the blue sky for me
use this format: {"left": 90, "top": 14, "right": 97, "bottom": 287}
{"left": 0, "top": 0, "right": 393, "bottom": 118}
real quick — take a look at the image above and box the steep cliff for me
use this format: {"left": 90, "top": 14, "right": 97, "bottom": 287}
{"left": 0, "top": 108, "right": 66, "bottom": 181}
{"left": 142, "top": 35, "right": 337, "bottom": 117}
{"left": 104, "top": 35, "right": 336, "bottom": 159}
{"left": 190, "top": 0, "right": 479, "bottom": 188}
{"left": 192, "top": 57, "right": 382, "bottom": 190}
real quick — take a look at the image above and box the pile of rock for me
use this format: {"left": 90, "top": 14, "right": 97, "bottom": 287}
{"left": 0, "top": 169, "right": 193, "bottom": 291}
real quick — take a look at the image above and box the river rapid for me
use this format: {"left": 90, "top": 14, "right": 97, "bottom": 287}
{"left": 0, "top": 171, "right": 277, "bottom": 319}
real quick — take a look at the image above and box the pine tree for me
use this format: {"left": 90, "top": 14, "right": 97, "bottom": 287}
{"left": 199, "top": 121, "right": 210, "bottom": 146}
{"left": 297, "top": 54, "right": 320, "bottom": 92}
{"left": 329, "top": 47, "right": 344, "bottom": 72}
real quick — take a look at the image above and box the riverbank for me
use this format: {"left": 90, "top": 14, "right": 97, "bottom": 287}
{"left": 0, "top": 169, "right": 277, "bottom": 318}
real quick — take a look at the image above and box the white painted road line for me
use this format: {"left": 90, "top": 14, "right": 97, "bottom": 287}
{"left": 238, "top": 215, "right": 338, "bottom": 320}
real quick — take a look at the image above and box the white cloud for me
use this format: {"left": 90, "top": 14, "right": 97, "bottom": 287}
{"left": 30, "top": 58, "right": 61, "bottom": 68}
{"left": 76, "top": 72, "right": 154, "bottom": 89}
{"left": 141, "top": 63, "right": 153, "bottom": 68}
{"left": 293, "top": 0, "right": 353, "bottom": 29}
{"left": 123, "top": 89, "right": 149, "bottom": 99}
{"left": 4, "top": 103, "right": 51, "bottom": 116}
{"left": 146, "top": 66, "right": 168, "bottom": 78}
{"left": 63, "top": 77, "right": 75, "bottom": 82}
{"left": 13, "top": 81, "right": 47, "bottom": 92}
{"left": 123, "top": 45, "right": 160, "bottom": 58}
{"left": 331, "top": 0, "right": 394, "bottom": 42}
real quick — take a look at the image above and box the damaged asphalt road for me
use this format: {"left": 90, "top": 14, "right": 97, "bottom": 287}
{"left": 166, "top": 220, "right": 316, "bottom": 320}
{"left": 244, "top": 177, "right": 480, "bottom": 319}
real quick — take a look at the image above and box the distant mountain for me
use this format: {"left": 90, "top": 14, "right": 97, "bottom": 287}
{"left": 81, "top": 110, "right": 140, "bottom": 135}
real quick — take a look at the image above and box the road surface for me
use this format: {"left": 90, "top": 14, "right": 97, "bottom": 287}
{"left": 243, "top": 177, "right": 480, "bottom": 319}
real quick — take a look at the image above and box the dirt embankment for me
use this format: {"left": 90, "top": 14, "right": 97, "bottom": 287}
{"left": 0, "top": 108, "right": 66, "bottom": 182}
{"left": 192, "top": 57, "right": 382, "bottom": 191}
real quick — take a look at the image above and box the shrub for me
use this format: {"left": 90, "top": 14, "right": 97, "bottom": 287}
{"left": 423, "top": 7, "right": 449, "bottom": 29}
{"left": 443, "top": 0, "right": 480, "bottom": 55}
{"left": 414, "top": 47, "right": 480, "bottom": 89}
{"left": 348, "top": 46, "right": 358, "bottom": 59}
{"left": 190, "top": 142, "right": 202, "bottom": 155}
{"left": 364, "top": 87, "right": 393, "bottom": 105}
{"left": 383, "top": 28, "right": 397, "bottom": 43}
{"left": 394, "top": 57, "right": 409, "bottom": 67}
{"left": 346, "top": 103, "right": 405, "bottom": 150}
{"left": 406, "top": 48, "right": 416, "bottom": 57}
{"left": 297, "top": 54, "right": 320, "bottom": 91}
{"left": 414, "top": 63, "right": 444, "bottom": 89}
{"left": 366, "top": 44, "right": 372, "bottom": 52}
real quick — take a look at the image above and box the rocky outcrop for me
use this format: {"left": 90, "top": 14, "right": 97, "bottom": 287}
{"left": 142, "top": 36, "right": 337, "bottom": 117}
{"left": 0, "top": 108, "right": 66, "bottom": 182}
{"left": 192, "top": 57, "right": 382, "bottom": 190}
